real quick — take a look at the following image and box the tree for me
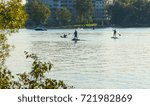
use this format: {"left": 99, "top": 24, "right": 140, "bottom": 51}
{"left": 0, "top": 0, "right": 27, "bottom": 65}
{"left": 0, "top": 0, "right": 69, "bottom": 89}
{"left": 14, "top": 52, "right": 68, "bottom": 89}
{"left": 106, "top": 1, "right": 126, "bottom": 26}
{"left": 107, "top": 0, "right": 150, "bottom": 27}
{"left": 0, "top": 0, "right": 27, "bottom": 32}
{"left": 74, "top": 0, "right": 93, "bottom": 24}
{"left": 0, "top": 0, "right": 27, "bottom": 89}
{"left": 26, "top": 0, "right": 51, "bottom": 26}
{"left": 55, "top": 8, "right": 72, "bottom": 25}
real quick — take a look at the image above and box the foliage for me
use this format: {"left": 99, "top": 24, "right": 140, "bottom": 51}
{"left": 74, "top": 0, "right": 93, "bottom": 24}
{"left": 0, "top": 65, "right": 15, "bottom": 89}
{"left": 0, "top": 0, "right": 27, "bottom": 69}
{"left": 55, "top": 8, "right": 72, "bottom": 25}
{"left": 107, "top": 0, "right": 150, "bottom": 27}
{"left": 26, "top": 0, "right": 51, "bottom": 26}
{"left": 0, "top": 0, "right": 69, "bottom": 89}
{"left": 0, "top": 0, "right": 27, "bottom": 33}
{"left": 0, "top": 51, "right": 68, "bottom": 89}
{"left": 14, "top": 52, "right": 68, "bottom": 89}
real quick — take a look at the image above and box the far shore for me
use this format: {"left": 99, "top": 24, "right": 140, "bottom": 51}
{"left": 25, "top": 24, "right": 150, "bottom": 30}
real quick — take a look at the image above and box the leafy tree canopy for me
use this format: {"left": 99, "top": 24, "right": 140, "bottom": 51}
{"left": 107, "top": 0, "right": 150, "bottom": 27}
{"left": 74, "top": 0, "right": 93, "bottom": 24}
{"left": 0, "top": 0, "right": 27, "bottom": 33}
{"left": 26, "top": 0, "right": 51, "bottom": 26}
{"left": 0, "top": 0, "right": 69, "bottom": 89}
{"left": 55, "top": 8, "right": 72, "bottom": 25}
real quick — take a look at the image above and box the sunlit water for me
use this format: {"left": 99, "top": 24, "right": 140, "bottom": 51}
{"left": 6, "top": 28, "right": 150, "bottom": 89}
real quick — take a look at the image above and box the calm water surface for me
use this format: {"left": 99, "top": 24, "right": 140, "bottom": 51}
{"left": 6, "top": 28, "right": 150, "bottom": 88}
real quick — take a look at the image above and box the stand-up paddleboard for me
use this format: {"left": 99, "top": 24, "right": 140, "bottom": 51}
{"left": 111, "top": 37, "right": 118, "bottom": 39}
{"left": 72, "top": 38, "right": 80, "bottom": 41}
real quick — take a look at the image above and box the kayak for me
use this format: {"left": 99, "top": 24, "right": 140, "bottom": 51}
{"left": 60, "top": 36, "right": 67, "bottom": 38}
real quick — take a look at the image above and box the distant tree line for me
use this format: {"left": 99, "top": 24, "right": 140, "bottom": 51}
{"left": 26, "top": 0, "right": 51, "bottom": 27}
{"left": 26, "top": 0, "right": 150, "bottom": 27}
{"left": 26, "top": 0, "right": 94, "bottom": 27}
{"left": 107, "top": 0, "right": 150, "bottom": 27}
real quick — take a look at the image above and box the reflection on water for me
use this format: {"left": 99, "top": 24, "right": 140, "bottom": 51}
{"left": 6, "top": 28, "right": 150, "bottom": 88}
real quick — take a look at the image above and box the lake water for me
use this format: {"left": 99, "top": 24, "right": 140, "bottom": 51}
{"left": 6, "top": 28, "right": 150, "bottom": 89}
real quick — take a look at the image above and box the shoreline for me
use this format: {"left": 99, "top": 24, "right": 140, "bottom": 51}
{"left": 25, "top": 26, "right": 150, "bottom": 30}
{"left": 25, "top": 24, "right": 150, "bottom": 29}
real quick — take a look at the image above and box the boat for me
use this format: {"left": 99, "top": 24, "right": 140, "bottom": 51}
{"left": 35, "top": 27, "right": 47, "bottom": 31}
{"left": 111, "top": 37, "right": 118, "bottom": 39}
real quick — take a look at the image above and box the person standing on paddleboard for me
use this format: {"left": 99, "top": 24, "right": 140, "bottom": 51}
{"left": 113, "top": 29, "right": 117, "bottom": 37}
{"left": 113, "top": 29, "right": 121, "bottom": 37}
{"left": 73, "top": 30, "right": 78, "bottom": 39}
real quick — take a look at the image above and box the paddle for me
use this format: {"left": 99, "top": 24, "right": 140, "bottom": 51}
{"left": 117, "top": 32, "right": 121, "bottom": 36}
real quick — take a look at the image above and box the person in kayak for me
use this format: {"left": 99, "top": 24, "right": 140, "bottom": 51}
{"left": 73, "top": 30, "right": 78, "bottom": 39}
{"left": 63, "top": 34, "right": 67, "bottom": 38}
{"left": 60, "top": 33, "right": 67, "bottom": 38}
